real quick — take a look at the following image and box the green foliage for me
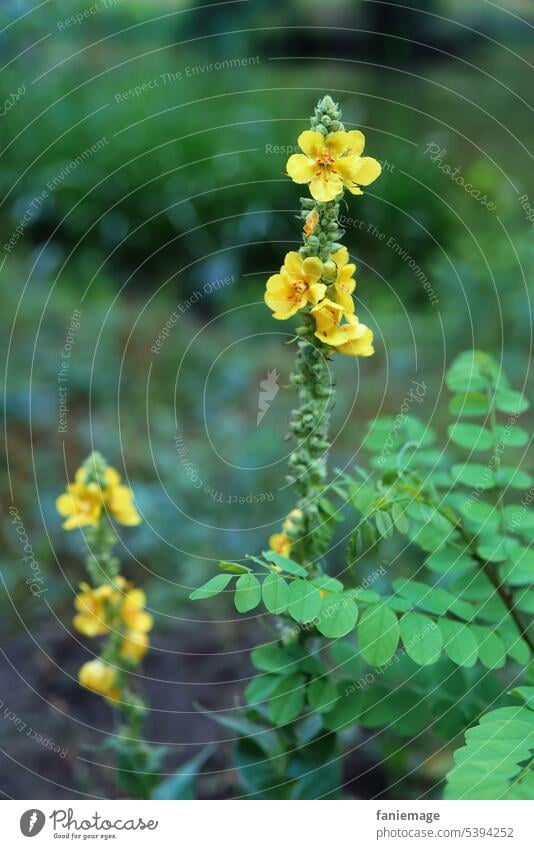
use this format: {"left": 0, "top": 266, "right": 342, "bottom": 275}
{"left": 189, "top": 339, "right": 532, "bottom": 797}
{"left": 445, "top": 690, "right": 534, "bottom": 799}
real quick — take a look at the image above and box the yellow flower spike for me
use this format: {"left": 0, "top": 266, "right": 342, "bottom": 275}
{"left": 286, "top": 129, "right": 381, "bottom": 203}
{"left": 268, "top": 532, "right": 292, "bottom": 558}
{"left": 120, "top": 630, "right": 150, "bottom": 663}
{"left": 265, "top": 252, "right": 326, "bottom": 320}
{"left": 79, "top": 658, "right": 120, "bottom": 701}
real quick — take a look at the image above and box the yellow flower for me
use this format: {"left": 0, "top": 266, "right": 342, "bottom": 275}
{"left": 269, "top": 532, "right": 291, "bottom": 557}
{"left": 73, "top": 582, "right": 116, "bottom": 637}
{"left": 120, "top": 630, "right": 150, "bottom": 662}
{"left": 56, "top": 463, "right": 141, "bottom": 530}
{"left": 121, "top": 587, "right": 153, "bottom": 634}
{"left": 282, "top": 508, "right": 303, "bottom": 532}
{"left": 303, "top": 208, "right": 319, "bottom": 237}
{"left": 265, "top": 252, "right": 326, "bottom": 320}
{"left": 106, "top": 480, "right": 142, "bottom": 526}
{"left": 311, "top": 299, "right": 374, "bottom": 357}
{"left": 79, "top": 659, "right": 120, "bottom": 702}
{"left": 330, "top": 246, "right": 357, "bottom": 315}
{"left": 286, "top": 130, "right": 381, "bottom": 203}
{"left": 56, "top": 478, "right": 103, "bottom": 530}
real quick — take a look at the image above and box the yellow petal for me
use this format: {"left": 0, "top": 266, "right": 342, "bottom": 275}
{"left": 333, "top": 287, "right": 355, "bottom": 314}
{"left": 335, "top": 155, "right": 365, "bottom": 185}
{"left": 345, "top": 130, "right": 366, "bottom": 156}
{"left": 338, "top": 323, "right": 374, "bottom": 356}
{"left": 308, "top": 283, "right": 327, "bottom": 304}
{"left": 331, "top": 246, "right": 349, "bottom": 268}
{"left": 283, "top": 252, "right": 304, "bottom": 274}
{"left": 105, "top": 467, "right": 121, "bottom": 487}
{"left": 309, "top": 174, "right": 343, "bottom": 203}
{"left": 301, "top": 256, "right": 323, "bottom": 284}
{"left": 354, "top": 156, "right": 382, "bottom": 186}
{"left": 56, "top": 493, "right": 74, "bottom": 517}
{"left": 297, "top": 130, "right": 326, "bottom": 158}
{"left": 286, "top": 153, "right": 315, "bottom": 184}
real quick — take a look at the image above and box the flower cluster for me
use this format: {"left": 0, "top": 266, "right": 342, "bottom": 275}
{"left": 56, "top": 454, "right": 141, "bottom": 530}
{"left": 264, "top": 96, "right": 380, "bottom": 357}
{"left": 76, "top": 577, "right": 152, "bottom": 702}
{"left": 57, "top": 452, "right": 149, "bottom": 706}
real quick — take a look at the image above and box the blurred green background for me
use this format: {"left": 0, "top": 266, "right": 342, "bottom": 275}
{"left": 1, "top": 0, "right": 532, "bottom": 799}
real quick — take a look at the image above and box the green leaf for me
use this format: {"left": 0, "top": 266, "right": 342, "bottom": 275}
{"left": 472, "top": 626, "right": 506, "bottom": 670}
{"left": 262, "top": 550, "right": 307, "bottom": 577}
{"left": 495, "top": 387, "right": 530, "bottom": 414}
{"left": 448, "top": 423, "right": 493, "bottom": 451}
{"left": 399, "top": 613, "right": 443, "bottom": 665}
{"left": 234, "top": 574, "right": 262, "bottom": 612}
{"left": 449, "top": 392, "right": 490, "bottom": 417}
{"left": 358, "top": 605, "right": 400, "bottom": 666}
{"left": 250, "top": 643, "right": 300, "bottom": 674}
{"left": 498, "top": 620, "right": 531, "bottom": 665}
{"left": 152, "top": 745, "right": 214, "bottom": 800}
{"left": 438, "top": 619, "right": 478, "bottom": 667}
{"left": 312, "top": 575, "right": 344, "bottom": 593}
{"left": 426, "top": 548, "right": 477, "bottom": 575}
{"left": 244, "top": 674, "right": 280, "bottom": 706}
{"left": 477, "top": 536, "right": 518, "bottom": 563}
{"left": 307, "top": 677, "right": 340, "bottom": 714}
{"left": 499, "top": 547, "right": 534, "bottom": 586}
{"left": 233, "top": 738, "right": 285, "bottom": 799}
{"left": 346, "top": 587, "right": 381, "bottom": 604}
{"left": 451, "top": 463, "right": 494, "bottom": 489}
{"left": 495, "top": 466, "right": 533, "bottom": 489}
{"left": 375, "top": 510, "right": 394, "bottom": 539}
{"left": 268, "top": 674, "right": 306, "bottom": 725}
{"left": 261, "top": 574, "right": 289, "bottom": 614}
{"left": 504, "top": 505, "right": 534, "bottom": 533}
{"left": 444, "top": 701, "right": 534, "bottom": 799}
{"left": 391, "top": 502, "right": 410, "bottom": 533}
{"left": 287, "top": 580, "right": 322, "bottom": 624}
{"left": 190, "top": 574, "right": 232, "bottom": 601}
{"left": 330, "top": 641, "right": 362, "bottom": 678}
{"left": 494, "top": 424, "right": 529, "bottom": 447}
{"left": 322, "top": 688, "right": 365, "bottom": 732}
{"left": 459, "top": 500, "right": 500, "bottom": 533}
{"left": 315, "top": 594, "right": 358, "bottom": 638}
{"left": 218, "top": 561, "right": 251, "bottom": 574}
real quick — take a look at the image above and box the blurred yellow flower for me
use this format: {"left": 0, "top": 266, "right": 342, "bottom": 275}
{"left": 56, "top": 463, "right": 141, "bottom": 530}
{"left": 120, "top": 629, "right": 150, "bottom": 662}
{"left": 265, "top": 252, "right": 326, "bottom": 320}
{"left": 286, "top": 130, "right": 381, "bottom": 203}
{"left": 79, "top": 658, "right": 120, "bottom": 702}
{"left": 73, "top": 582, "right": 116, "bottom": 637}
{"left": 269, "top": 532, "right": 291, "bottom": 557}
{"left": 282, "top": 508, "right": 303, "bottom": 534}
{"left": 311, "top": 299, "right": 374, "bottom": 357}
{"left": 121, "top": 587, "right": 153, "bottom": 634}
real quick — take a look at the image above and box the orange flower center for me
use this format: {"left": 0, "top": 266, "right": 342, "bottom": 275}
{"left": 315, "top": 150, "right": 335, "bottom": 168}
{"left": 293, "top": 279, "right": 307, "bottom": 297}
